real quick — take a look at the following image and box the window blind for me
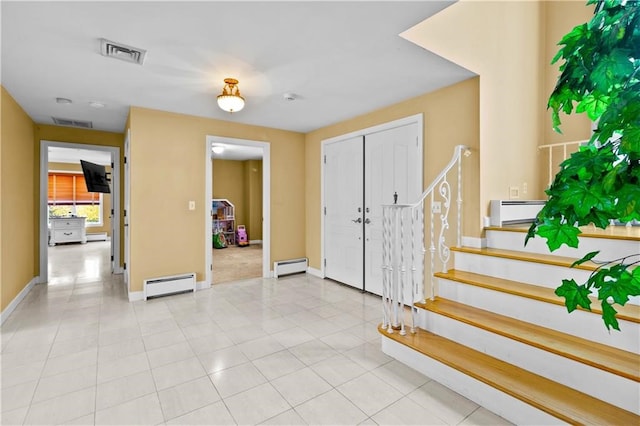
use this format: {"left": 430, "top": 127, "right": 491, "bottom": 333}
{"left": 48, "top": 172, "right": 98, "bottom": 205}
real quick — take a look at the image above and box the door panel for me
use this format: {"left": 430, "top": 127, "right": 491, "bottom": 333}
{"left": 324, "top": 136, "right": 364, "bottom": 289}
{"left": 364, "top": 123, "right": 421, "bottom": 297}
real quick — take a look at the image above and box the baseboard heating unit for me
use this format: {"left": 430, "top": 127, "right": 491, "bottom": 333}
{"left": 490, "top": 200, "right": 546, "bottom": 226}
{"left": 143, "top": 272, "right": 196, "bottom": 300}
{"left": 273, "top": 258, "right": 308, "bottom": 278}
{"left": 86, "top": 232, "right": 108, "bottom": 242}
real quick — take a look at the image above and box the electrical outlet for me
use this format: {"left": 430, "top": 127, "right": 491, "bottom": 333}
{"left": 509, "top": 186, "right": 520, "bottom": 199}
{"left": 523, "top": 182, "right": 528, "bottom": 195}
{"left": 432, "top": 201, "right": 442, "bottom": 214}
{"left": 188, "top": 201, "right": 196, "bottom": 210}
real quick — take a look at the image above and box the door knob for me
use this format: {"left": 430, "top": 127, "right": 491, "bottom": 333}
{"left": 352, "top": 218, "right": 362, "bottom": 223}
{"left": 364, "top": 218, "right": 371, "bottom": 224}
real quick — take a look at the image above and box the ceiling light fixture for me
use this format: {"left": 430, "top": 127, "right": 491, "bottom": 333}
{"left": 89, "top": 101, "right": 105, "bottom": 108}
{"left": 212, "top": 145, "right": 225, "bottom": 154}
{"left": 217, "top": 78, "right": 245, "bottom": 113}
{"left": 56, "top": 97, "right": 72, "bottom": 104}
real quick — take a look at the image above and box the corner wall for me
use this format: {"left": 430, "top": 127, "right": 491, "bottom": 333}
{"left": 1, "top": 86, "right": 36, "bottom": 312}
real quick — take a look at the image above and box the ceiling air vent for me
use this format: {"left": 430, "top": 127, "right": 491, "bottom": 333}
{"left": 52, "top": 117, "right": 93, "bottom": 129}
{"left": 100, "top": 38, "right": 147, "bottom": 65}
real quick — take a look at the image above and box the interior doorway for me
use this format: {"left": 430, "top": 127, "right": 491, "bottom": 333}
{"left": 205, "top": 136, "right": 271, "bottom": 286}
{"left": 39, "top": 141, "right": 121, "bottom": 283}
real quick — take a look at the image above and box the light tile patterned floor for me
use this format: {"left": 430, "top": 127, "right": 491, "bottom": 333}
{"left": 1, "top": 242, "right": 512, "bottom": 425}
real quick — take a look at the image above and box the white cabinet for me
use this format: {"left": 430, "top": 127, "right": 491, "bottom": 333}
{"left": 49, "top": 217, "right": 87, "bottom": 246}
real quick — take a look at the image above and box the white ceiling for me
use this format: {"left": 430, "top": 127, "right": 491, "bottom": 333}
{"left": 1, "top": 1, "right": 474, "bottom": 134}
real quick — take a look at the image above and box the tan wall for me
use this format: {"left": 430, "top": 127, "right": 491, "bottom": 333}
{"left": 245, "top": 160, "right": 263, "bottom": 240}
{"left": 212, "top": 159, "right": 246, "bottom": 228}
{"left": 305, "top": 78, "right": 480, "bottom": 270}
{"left": 47, "top": 162, "right": 113, "bottom": 236}
{"left": 1, "top": 86, "right": 36, "bottom": 311}
{"left": 35, "top": 125, "right": 124, "bottom": 268}
{"left": 128, "top": 107, "right": 304, "bottom": 291}
{"left": 402, "top": 0, "right": 594, "bottom": 219}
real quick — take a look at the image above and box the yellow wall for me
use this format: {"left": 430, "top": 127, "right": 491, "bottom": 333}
{"left": 401, "top": 1, "right": 593, "bottom": 222}
{"left": 244, "top": 160, "right": 263, "bottom": 240}
{"left": 212, "top": 159, "right": 246, "bottom": 227}
{"left": 128, "top": 107, "right": 305, "bottom": 291}
{"left": 1, "top": 86, "right": 36, "bottom": 311}
{"left": 35, "top": 125, "right": 124, "bottom": 268}
{"left": 305, "top": 77, "right": 480, "bottom": 270}
{"left": 47, "top": 162, "right": 113, "bottom": 236}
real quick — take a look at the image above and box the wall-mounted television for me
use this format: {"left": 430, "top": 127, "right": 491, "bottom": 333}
{"left": 80, "top": 160, "right": 111, "bottom": 193}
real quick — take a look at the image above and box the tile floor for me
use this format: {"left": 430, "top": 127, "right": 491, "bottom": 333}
{"left": 1, "top": 242, "right": 512, "bottom": 425}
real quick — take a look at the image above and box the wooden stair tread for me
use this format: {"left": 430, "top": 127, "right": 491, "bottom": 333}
{"left": 414, "top": 297, "right": 639, "bottom": 382}
{"left": 379, "top": 325, "right": 640, "bottom": 425}
{"left": 485, "top": 224, "right": 640, "bottom": 242}
{"left": 435, "top": 269, "right": 640, "bottom": 324}
{"left": 451, "top": 246, "right": 600, "bottom": 271}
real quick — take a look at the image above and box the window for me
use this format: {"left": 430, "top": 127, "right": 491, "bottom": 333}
{"left": 48, "top": 172, "right": 102, "bottom": 225}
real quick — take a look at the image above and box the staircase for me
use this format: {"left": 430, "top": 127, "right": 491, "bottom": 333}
{"left": 379, "top": 225, "right": 640, "bottom": 425}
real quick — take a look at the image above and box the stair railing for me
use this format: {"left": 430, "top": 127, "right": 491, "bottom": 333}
{"left": 538, "top": 140, "right": 587, "bottom": 187}
{"left": 381, "top": 145, "right": 471, "bottom": 335}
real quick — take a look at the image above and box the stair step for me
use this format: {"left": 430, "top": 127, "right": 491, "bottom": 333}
{"left": 379, "top": 325, "right": 640, "bottom": 425}
{"left": 434, "top": 269, "right": 640, "bottom": 324}
{"left": 485, "top": 224, "right": 640, "bottom": 242}
{"left": 415, "top": 298, "right": 640, "bottom": 382}
{"left": 451, "top": 246, "right": 599, "bottom": 271}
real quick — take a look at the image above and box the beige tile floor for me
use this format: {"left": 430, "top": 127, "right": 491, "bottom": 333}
{"left": 1, "top": 242, "right": 512, "bottom": 425}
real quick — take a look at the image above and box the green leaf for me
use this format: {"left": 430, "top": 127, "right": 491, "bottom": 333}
{"left": 576, "top": 93, "right": 611, "bottom": 121}
{"left": 558, "top": 181, "right": 611, "bottom": 218}
{"left": 597, "top": 268, "right": 640, "bottom": 306}
{"left": 571, "top": 251, "right": 600, "bottom": 267}
{"left": 555, "top": 279, "right": 592, "bottom": 312}
{"left": 601, "top": 301, "right": 620, "bottom": 331}
{"left": 591, "top": 49, "right": 635, "bottom": 92}
{"left": 537, "top": 220, "right": 582, "bottom": 251}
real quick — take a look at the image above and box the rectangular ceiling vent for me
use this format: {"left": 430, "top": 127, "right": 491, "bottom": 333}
{"left": 100, "top": 38, "right": 147, "bottom": 65}
{"left": 52, "top": 117, "right": 93, "bottom": 129}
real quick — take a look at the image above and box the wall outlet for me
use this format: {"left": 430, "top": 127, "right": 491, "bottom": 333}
{"left": 188, "top": 201, "right": 196, "bottom": 210}
{"left": 523, "top": 182, "right": 528, "bottom": 195}
{"left": 509, "top": 186, "right": 520, "bottom": 199}
{"left": 432, "top": 201, "right": 442, "bottom": 214}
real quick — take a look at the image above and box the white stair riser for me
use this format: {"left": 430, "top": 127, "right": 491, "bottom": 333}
{"left": 437, "top": 278, "right": 639, "bottom": 353}
{"left": 381, "top": 336, "right": 559, "bottom": 426}
{"left": 418, "top": 311, "right": 640, "bottom": 414}
{"left": 487, "top": 230, "right": 638, "bottom": 260}
{"left": 454, "top": 251, "right": 592, "bottom": 289}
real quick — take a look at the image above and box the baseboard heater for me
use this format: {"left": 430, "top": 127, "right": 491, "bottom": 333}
{"left": 273, "top": 258, "right": 308, "bottom": 278}
{"left": 490, "top": 200, "right": 546, "bottom": 226}
{"left": 86, "top": 232, "right": 108, "bottom": 242}
{"left": 143, "top": 272, "right": 196, "bottom": 300}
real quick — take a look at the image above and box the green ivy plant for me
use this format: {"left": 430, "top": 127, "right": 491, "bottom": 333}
{"left": 526, "top": 0, "right": 640, "bottom": 331}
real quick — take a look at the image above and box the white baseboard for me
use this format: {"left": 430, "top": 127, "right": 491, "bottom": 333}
{"left": 113, "top": 267, "right": 124, "bottom": 274}
{"left": 196, "top": 280, "right": 210, "bottom": 291}
{"left": 249, "top": 240, "right": 262, "bottom": 244}
{"left": 128, "top": 291, "right": 144, "bottom": 302}
{"left": 1, "top": 277, "right": 38, "bottom": 324}
{"left": 461, "top": 236, "right": 486, "bottom": 249}
{"left": 306, "top": 267, "right": 324, "bottom": 278}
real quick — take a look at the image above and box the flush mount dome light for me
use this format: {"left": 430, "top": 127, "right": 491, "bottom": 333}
{"left": 212, "top": 145, "right": 225, "bottom": 154}
{"left": 217, "top": 78, "right": 245, "bottom": 113}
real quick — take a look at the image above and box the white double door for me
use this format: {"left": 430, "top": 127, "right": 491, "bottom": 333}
{"left": 324, "top": 122, "right": 421, "bottom": 296}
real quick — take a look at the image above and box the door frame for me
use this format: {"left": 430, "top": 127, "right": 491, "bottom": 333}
{"left": 320, "top": 113, "right": 423, "bottom": 279}
{"left": 204, "top": 136, "right": 271, "bottom": 286}
{"left": 39, "top": 140, "right": 121, "bottom": 283}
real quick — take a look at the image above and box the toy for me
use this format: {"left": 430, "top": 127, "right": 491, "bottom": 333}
{"left": 236, "top": 225, "right": 249, "bottom": 247}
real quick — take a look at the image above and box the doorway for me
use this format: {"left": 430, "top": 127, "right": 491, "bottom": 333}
{"left": 39, "top": 141, "right": 121, "bottom": 283}
{"left": 205, "top": 136, "right": 271, "bottom": 286}
{"left": 322, "top": 115, "right": 423, "bottom": 296}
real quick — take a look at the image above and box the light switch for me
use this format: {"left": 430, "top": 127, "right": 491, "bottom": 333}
{"left": 188, "top": 201, "right": 196, "bottom": 210}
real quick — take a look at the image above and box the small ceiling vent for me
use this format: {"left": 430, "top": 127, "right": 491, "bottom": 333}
{"left": 100, "top": 38, "right": 147, "bottom": 65}
{"left": 52, "top": 117, "right": 93, "bottom": 129}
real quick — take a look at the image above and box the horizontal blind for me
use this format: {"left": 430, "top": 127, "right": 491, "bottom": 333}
{"left": 48, "top": 172, "right": 98, "bottom": 205}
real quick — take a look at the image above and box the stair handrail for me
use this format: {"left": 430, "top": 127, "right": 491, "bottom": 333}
{"left": 538, "top": 140, "right": 587, "bottom": 187}
{"left": 381, "top": 144, "right": 471, "bottom": 336}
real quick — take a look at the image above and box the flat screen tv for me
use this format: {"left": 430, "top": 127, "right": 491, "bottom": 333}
{"left": 80, "top": 160, "right": 111, "bottom": 193}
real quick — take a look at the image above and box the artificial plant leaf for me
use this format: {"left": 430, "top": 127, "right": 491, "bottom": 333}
{"left": 559, "top": 181, "right": 609, "bottom": 217}
{"left": 596, "top": 268, "right": 640, "bottom": 305}
{"left": 621, "top": 127, "right": 640, "bottom": 152}
{"left": 601, "top": 301, "right": 620, "bottom": 331}
{"left": 591, "top": 49, "right": 635, "bottom": 92}
{"left": 553, "top": 24, "right": 589, "bottom": 65}
{"left": 555, "top": 279, "right": 592, "bottom": 312}
{"left": 571, "top": 250, "right": 600, "bottom": 267}
{"left": 537, "top": 220, "right": 582, "bottom": 251}
{"left": 576, "top": 93, "right": 611, "bottom": 121}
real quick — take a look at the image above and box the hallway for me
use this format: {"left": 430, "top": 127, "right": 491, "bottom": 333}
{"left": 1, "top": 243, "right": 510, "bottom": 425}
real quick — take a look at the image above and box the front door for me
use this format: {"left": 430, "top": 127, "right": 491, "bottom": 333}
{"left": 324, "top": 136, "right": 364, "bottom": 289}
